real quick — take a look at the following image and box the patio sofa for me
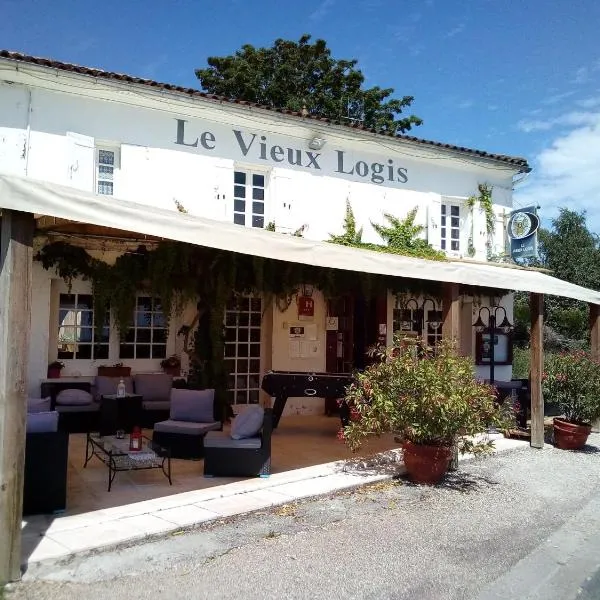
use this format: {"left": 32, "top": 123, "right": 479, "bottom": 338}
{"left": 23, "top": 410, "right": 69, "bottom": 515}
{"left": 203, "top": 407, "right": 272, "bottom": 478}
{"left": 42, "top": 380, "right": 99, "bottom": 434}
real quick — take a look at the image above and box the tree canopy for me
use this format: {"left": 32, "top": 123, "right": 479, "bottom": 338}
{"left": 195, "top": 35, "right": 423, "bottom": 135}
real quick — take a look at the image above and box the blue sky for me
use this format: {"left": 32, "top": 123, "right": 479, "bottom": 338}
{"left": 2, "top": 0, "right": 600, "bottom": 228}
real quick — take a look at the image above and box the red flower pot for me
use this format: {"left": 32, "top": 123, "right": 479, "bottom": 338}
{"left": 402, "top": 440, "right": 453, "bottom": 484}
{"left": 47, "top": 367, "right": 62, "bottom": 379}
{"left": 553, "top": 418, "right": 591, "bottom": 450}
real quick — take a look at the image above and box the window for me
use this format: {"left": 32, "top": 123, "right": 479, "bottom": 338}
{"left": 233, "top": 170, "right": 266, "bottom": 228}
{"left": 96, "top": 148, "right": 115, "bottom": 196}
{"left": 441, "top": 204, "right": 460, "bottom": 252}
{"left": 392, "top": 297, "right": 442, "bottom": 351}
{"left": 224, "top": 297, "right": 262, "bottom": 405}
{"left": 57, "top": 294, "right": 109, "bottom": 360}
{"left": 119, "top": 296, "right": 167, "bottom": 359}
{"left": 425, "top": 310, "right": 443, "bottom": 350}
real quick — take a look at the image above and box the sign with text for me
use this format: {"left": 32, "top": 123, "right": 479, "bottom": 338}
{"left": 507, "top": 206, "right": 539, "bottom": 260}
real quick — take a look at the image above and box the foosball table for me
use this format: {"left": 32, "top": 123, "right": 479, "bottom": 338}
{"left": 260, "top": 370, "right": 355, "bottom": 428}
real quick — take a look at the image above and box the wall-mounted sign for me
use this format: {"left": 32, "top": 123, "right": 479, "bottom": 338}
{"left": 298, "top": 296, "right": 315, "bottom": 319}
{"left": 326, "top": 317, "right": 339, "bottom": 331}
{"left": 508, "top": 206, "right": 539, "bottom": 260}
{"left": 289, "top": 326, "right": 305, "bottom": 338}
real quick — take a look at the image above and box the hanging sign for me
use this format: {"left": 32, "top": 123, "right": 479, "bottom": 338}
{"left": 507, "top": 206, "right": 539, "bottom": 260}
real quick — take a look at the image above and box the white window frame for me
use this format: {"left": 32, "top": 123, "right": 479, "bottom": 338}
{"left": 232, "top": 168, "right": 269, "bottom": 229}
{"left": 118, "top": 295, "right": 167, "bottom": 360}
{"left": 441, "top": 202, "right": 462, "bottom": 254}
{"left": 95, "top": 146, "right": 120, "bottom": 196}
{"left": 224, "top": 296, "right": 263, "bottom": 405}
{"left": 57, "top": 292, "right": 110, "bottom": 361}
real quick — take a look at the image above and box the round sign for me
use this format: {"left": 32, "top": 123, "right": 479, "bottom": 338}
{"left": 508, "top": 211, "right": 539, "bottom": 240}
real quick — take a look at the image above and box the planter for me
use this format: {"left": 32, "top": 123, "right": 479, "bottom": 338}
{"left": 97, "top": 366, "right": 131, "bottom": 377}
{"left": 553, "top": 417, "right": 592, "bottom": 450}
{"left": 47, "top": 367, "right": 62, "bottom": 379}
{"left": 162, "top": 366, "right": 181, "bottom": 377}
{"left": 402, "top": 440, "right": 453, "bottom": 484}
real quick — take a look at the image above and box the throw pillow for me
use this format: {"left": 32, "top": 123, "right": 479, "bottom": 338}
{"left": 231, "top": 405, "right": 264, "bottom": 439}
{"left": 170, "top": 388, "right": 215, "bottom": 423}
{"left": 134, "top": 373, "right": 173, "bottom": 402}
{"left": 27, "top": 397, "right": 51, "bottom": 413}
{"left": 56, "top": 389, "right": 94, "bottom": 406}
{"left": 26, "top": 411, "right": 59, "bottom": 433}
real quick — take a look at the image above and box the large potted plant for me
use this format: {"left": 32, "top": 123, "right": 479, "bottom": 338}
{"left": 542, "top": 351, "right": 600, "bottom": 450}
{"left": 342, "top": 337, "right": 516, "bottom": 484}
{"left": 160, "top": 354, "right": 181, "bottom": 377}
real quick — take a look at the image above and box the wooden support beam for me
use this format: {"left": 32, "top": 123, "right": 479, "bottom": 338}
{"left": 442, "top": 282, "right": 461, "bottom": 471}
{"left": 0, "top": 210, "right": 34, "bottom": 585}
{"left": 589, "top": 303, "right": 600, "bottom": 432}
{"left": 442, "top": 282, "right": 461, "bottom": 342}
{"left": 530, "top": 293, "right": 544, "bottom": 449}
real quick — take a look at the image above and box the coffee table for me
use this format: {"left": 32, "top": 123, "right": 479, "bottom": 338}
{"left": 84, "top": 432, "right": 172, "bottom": 491}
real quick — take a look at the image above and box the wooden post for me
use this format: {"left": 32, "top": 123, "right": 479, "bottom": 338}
{"left": 589, "top": 303, "right": 600, "bottom": 432}
{"left": 442, "top": 283, "right": 461, "bottom": 470}
{"left": 530, "top": 293, "right": 544, "bottom": 449}
{"left": 0, "top": 210, "right": 34, "bottom": 584}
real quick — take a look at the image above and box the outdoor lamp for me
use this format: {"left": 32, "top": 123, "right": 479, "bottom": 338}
{"left": 498, "top": 314, "right": 513, "bottom": 333}
{"left": 473, "top": 315, "right": 486, "bottom": 332}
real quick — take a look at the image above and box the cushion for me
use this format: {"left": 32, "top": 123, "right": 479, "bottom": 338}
{"left": 170, "top": 388, "right": 215, "bottom": 423}
{"left": 28, "top": 397, "right": 51, "bottom": 413}
{"left": 142, "top": 400, "right": 171, "bottom": 412}
{"left": 153, "top": 419, "right": 221, "bottom": 435}
{"left": 26, "top": 411, "right": 59, "bottom": 433}
{"left": 94, "top": 376, "right": 134, "bottom": 400}
{"left": 204, "top": 431, "right": 261, "bottom": 449}
{"left": 56, "top": 389, "right": 94, "bottom": 406}
{"left": 134, "top": 373, "right": 173, "bottom": 402}
{"left": 231, "top": 405, "right": 264, "bottom": 440}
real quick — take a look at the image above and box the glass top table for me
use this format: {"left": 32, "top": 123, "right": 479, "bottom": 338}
{"left": 84, "top": 432, "right": 172, "bottom": 491}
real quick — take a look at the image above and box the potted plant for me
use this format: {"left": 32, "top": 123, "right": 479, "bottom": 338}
{"left": 47, "top": 360, "right": 65, "bottom": 379}
{"left": 342, "top": 337, "right": 516, "bottom": 484}
{"left": 160, "top": 355, "right": 181, "bottom": 377}
{"left": 542, "top": 351, "right": 600, "bottom": 449}
{"left": 97, "top": 362, "right": 131, "bottom": 377}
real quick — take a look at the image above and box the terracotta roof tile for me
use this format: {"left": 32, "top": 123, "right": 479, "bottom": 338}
{"left": 0, "top": 50, "right": 530, "bottom": 172}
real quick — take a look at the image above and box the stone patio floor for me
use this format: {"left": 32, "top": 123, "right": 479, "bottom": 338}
{"left": 21, "top": 414, "right": 529, "bottom": 572}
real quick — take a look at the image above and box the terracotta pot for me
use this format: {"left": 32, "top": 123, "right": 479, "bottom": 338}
{"left": 402, "top": 440, "right": 453, "bottom": 484}
{"left": 553, "top": 418, "right": 591, "bottom": 450}
{"left": 47, "top": 367, "right": 62, "bottom": 379}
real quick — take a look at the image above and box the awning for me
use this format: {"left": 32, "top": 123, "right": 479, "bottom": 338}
{"left": 2, "top": 173, "right": 599, "bottom": 304}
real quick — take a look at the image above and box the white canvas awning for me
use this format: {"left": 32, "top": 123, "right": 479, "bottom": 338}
{"left": 2, "top": 173, "right": 599, "bottom": 304}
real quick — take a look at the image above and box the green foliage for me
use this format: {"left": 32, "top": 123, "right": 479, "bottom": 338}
{"left": 329, "top": 202, "right": 446, "bottom": 261}
{"left": 542, "top": 351, "right": 600, "bottom": 424}
{"left": 342, "top": 337, "right": 516, "bottom": 453}
{"left": 195, "top": 34, "right": 422, "bottom": 135}
{"left": 512, "top": 347, "right": 530, "bottom": 379}
{"left": 467, "top": 183, "right": 495, "bottom": 237}
{"left": 329, "top": 199, "right": 363, "bottom": 245}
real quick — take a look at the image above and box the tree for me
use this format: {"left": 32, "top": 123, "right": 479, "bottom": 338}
{"left": 196, "top": 35, "right": 422, "bottom": 134}
{"left": 514, "top": 209, "right": 600, "bottom": 347}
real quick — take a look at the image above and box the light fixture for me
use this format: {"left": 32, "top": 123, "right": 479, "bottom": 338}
{"left": 308, "top": 136, "right": 326, "bottom": 150}
{"left": 473, "top": 315, "right": 486, "bottom": 332}
{"left": 498, "top": 314, "right": 513, "bottom": 333}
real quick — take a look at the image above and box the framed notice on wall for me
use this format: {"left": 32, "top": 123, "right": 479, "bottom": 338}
{"left": 475, "top": 332, "right": 513, "bottom": 365}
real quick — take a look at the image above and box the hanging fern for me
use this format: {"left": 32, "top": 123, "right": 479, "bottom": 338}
{"left": 467, "top": 183, "right": 495, "bottom": 237}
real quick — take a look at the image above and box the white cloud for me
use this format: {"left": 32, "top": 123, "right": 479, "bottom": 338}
{"left": 445, "top": 23, "right": 465, "bottom": 38}
{"left": 540, "top": 90, "right": 576, "bottom": 106}
{"left": 310, "top": 0, "right": 335, "bottom": 21}
{"left": 572, "top": 66, "right": 589, "bottom": 84}
{"left": 515, "top": 109, "right": 600, "bottom": 230}
{"left": 517, "top": 111, "right": 598, "bottom": 133}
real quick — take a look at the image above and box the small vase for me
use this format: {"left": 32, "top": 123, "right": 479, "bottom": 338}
{"left": 402, "top": 441, "right": 453, "bottom": 484}
{"left": 553, "top": 418, "right": 591, "bottom": 450}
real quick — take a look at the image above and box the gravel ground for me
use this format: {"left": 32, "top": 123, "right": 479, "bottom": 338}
{"left": 6, "top": 435, "right": 600, "bottom": 600}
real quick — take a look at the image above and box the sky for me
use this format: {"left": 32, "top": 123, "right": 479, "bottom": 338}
{"left": 2, "top": 0, "right": 600, "bottom": 229}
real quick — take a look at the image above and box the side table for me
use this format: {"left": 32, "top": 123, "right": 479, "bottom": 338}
{"left": 100, "top": 393, "right": 143, "bottom": 436}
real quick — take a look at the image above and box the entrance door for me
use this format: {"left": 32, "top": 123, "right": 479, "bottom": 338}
{"left": 325, "top": 295, "right": 354, "bottom": 374}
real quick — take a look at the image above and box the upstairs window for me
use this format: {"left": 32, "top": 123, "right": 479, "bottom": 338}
{"left": 233, "top": 170, "right": 266, "bottom": 228}
{"left": 96, "top": 148, "right": 116, "bottom": 196}
{"left": 441, "top": 204, "right": 460, "bottom": 252}
{"left": 57, "top": 293, "right": 109, "bottom": 360}
{"left": 119, "top": 296, "right": 167, "bottom": 359}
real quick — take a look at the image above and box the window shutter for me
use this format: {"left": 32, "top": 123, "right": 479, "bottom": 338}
{"left": 427, "top": 194, "right": 442, "bottom": 249}
{"left": 66, "top": 132, "right": 94, "bottom": 191}
{"left": 273, "top": 169, "right": 296, "bottom": 233}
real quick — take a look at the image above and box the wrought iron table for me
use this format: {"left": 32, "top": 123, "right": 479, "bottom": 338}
{"left": 84, "top": 432, "right": 171, "bottom": 491}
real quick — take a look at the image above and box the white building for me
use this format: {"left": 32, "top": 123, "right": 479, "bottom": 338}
{"left": 0, "top": 50, "right": 531, "bottom": 411}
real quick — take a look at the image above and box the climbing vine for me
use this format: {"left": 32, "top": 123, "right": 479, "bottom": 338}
{"left": 467, "top": 183, "right": 495, "bottom": 256}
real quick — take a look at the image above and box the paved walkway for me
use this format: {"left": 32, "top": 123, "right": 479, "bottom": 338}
{"left": 21, "top": 437, "right": 528, "bottom": 572}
